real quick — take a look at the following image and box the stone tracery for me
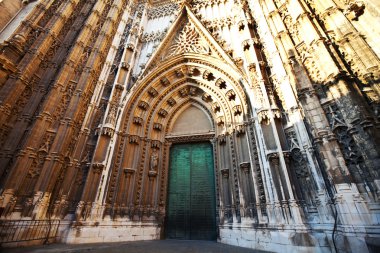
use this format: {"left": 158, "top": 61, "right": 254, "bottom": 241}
{"left": 0, "top": 0, "right": 379, "bottom": 252}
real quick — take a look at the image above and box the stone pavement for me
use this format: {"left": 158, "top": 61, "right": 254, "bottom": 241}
{"left": 1, "top": 240, "right": 272, "bottom": 253}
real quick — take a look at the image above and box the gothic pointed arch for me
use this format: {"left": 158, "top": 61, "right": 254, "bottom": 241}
{"left": 168, "top": 102, "right": 213, "bottom": 136}
{"left": 101, "top": 51, "right": 252, "bottom": 220}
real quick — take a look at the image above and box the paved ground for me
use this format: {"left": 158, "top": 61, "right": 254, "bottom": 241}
{"left": 1, "top": 240, "right": 271, "bottom": 253}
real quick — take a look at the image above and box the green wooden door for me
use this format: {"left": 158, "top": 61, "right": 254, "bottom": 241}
{"left": 166, "top": 142, "right": 216, "bottom": 240}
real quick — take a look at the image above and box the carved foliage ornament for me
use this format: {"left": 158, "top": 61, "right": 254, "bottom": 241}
{"left": 168, "top": 22, "right": 209, "bottom": 57}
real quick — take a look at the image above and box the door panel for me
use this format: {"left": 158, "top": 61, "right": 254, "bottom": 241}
{"left": 166, "top": 142, "right": 216, "bottom": 240}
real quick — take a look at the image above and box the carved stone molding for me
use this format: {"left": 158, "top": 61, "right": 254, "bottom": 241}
{"left": 203, "top": 70, "right": 214, "bottom": 81}
{"left": 158, "top": 109, "right": 168, "bottom": 118}
{"left": 217, "top": 116, "right": 224, "bottom": 126}
{"left": 239, "top": 162, "right": 250, "bottom": 174}
{"left": 138, "top": 101, "right": 149, "bottom": 110}
{"left": 226, "top": 89, "right": 236, "bottom": 101}
{"left": 151, "top": 140, "right": 161, "bottom": 149}
{"left": 218, "top": 134, "right": 226, "bottom": 144}
{"left": 179, "top": 87, "right": 189, "bottom": 97}
{"left": 235, "top": 124, "right": 245, "bottom": 136}
{"left": 212, "top": 102, "right": 221, "bottom": 113}
{"left": 215, "top": 78, "right": 227, "bottom": 89}
{"left": 148, "top": 170, "right": 158, "bottom": 178}
{"left": 221, "top": 168, "right": 230, "bottom": 178}
{"left": 202, "top": 93, "right": 212, "bottom": 102}
{"left": 153, "top": 123, "right": 163, "bottom": 131}
{"left": 148, "top": 87, "right": 158, "bottom": 97}
{"left": 233, "top": 105, "right": 242, "bottom": 116}
{"left": 133, "top": 116, "right": 143, "bottom": 125}
{"left": 167, "top": 97, "right": 176, "bottom": 106}
{"left": 123, "top": 168, "right": 136, "bottom": 175}
{"left": 165, "top": 133, "right": 214, "bottom": 143}
{"left": 121, "top": 61, "right": 129, "bottom": 70}
{"left": 92, "top": 163, "right": 105, "bottom": 174}
{"left": 344, "top": 1, "right": 365, "bottom": 20}
{"left": 129, "top": 135, "right": 140, "bottom": 144}
{"left": 101, "top": 125, "right": 115, "bottom": 137}
{"left": 160, "top": 77, "right": 170, "bottom": 86}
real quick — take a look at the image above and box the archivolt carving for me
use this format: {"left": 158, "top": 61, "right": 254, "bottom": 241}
{"left": 124, "top": 64, "right": 247, "bottom": 138}
{"left": 104, "top": 47, "right": 252, "bottom": 223}
{"left": 141, "top": 57, "right": 246, "bottom": 101}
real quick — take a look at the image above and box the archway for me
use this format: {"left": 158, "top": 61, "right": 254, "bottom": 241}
{"left": 97, "top": 53, "right": 253, "bottom": 241}
{"left": 165, "top": 104, "right": 216, "bottom": 240}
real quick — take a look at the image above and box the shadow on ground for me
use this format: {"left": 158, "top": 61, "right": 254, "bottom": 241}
{"left": 1, "top": 240, "right": 273, "bottom": 253}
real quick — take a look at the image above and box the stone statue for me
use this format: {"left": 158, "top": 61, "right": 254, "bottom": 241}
{"left": 150, "top": 149, "right": 159, "bottom": 171}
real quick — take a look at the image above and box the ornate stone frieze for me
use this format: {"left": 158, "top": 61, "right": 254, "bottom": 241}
{"left": 165, "top": 133, "right": 214, "bottom": 143}
{"left": 141, "top": 30, "right": 167, "bottom": 42}
{"left": 147, "top": 2, "right": 179, "bottom": 19}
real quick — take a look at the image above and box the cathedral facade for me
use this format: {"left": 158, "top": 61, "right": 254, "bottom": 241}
{"left": 0, "top": 0, "right": 379, "bottom": 252}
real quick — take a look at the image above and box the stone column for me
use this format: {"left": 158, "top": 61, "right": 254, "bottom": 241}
{"left": 0, "top": 0, "right": 60, "bottom": 64}
{"left": 220, "top": 168, "right": 233, "bottom": 224}
{"left": 0, "top": 0, "right": 83, "bottom": 125}
{"left": 31, "top": 0, "right": 128, "bottom": 219}
{"left": 312, "top": 0, "right": 380, "bottom": 99}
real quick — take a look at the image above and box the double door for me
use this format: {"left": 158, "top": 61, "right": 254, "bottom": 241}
{"left": 166, "top": 142, "right": 216, "bottom": 240}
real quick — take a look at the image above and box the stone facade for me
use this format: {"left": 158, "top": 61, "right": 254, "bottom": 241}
{"left": 0, "top": 0, "right": 379, "bottom": 252}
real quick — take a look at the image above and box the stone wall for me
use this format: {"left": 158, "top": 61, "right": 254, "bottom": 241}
{"left": 0, "top": 0, "right": 379, "bottom": 252}
{"left": 0, "top": 0, "right": 22, "bottom": 32}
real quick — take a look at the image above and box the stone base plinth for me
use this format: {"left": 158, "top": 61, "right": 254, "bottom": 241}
{"left": 219, "top": 225, "right": 332, "bottom": 253}
{"left": 64, "top": 220, "right": 161, "bottom": 244}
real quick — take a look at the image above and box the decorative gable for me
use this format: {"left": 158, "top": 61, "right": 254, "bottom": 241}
{"left": 167, "top": 19, "right": 209, "bottom": 57}
{"left": 141, "top": 4, "right": 240, "bottom": 78}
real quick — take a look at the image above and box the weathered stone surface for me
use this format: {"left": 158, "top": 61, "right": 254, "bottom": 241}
{"left": 0, "top": 1, "right": 379, "bottom": 252}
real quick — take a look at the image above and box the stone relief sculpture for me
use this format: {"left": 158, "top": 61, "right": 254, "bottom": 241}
{"left": 150, "top": 149, "right": 159, "bottom": 172}
{"left": 168, "top": 22, "right": 209, "bottom": 57}
{"left": 0, "top": 0, "right": 378, "bottom": 252}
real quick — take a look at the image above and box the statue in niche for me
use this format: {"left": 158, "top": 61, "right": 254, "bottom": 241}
{"left": 150, "top": 149, "right": 159, "bottom": 171}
